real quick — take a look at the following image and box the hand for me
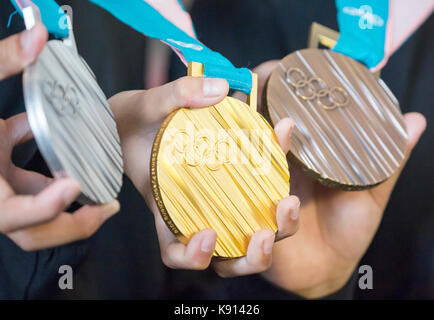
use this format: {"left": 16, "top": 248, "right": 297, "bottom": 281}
{"left": 0, "top": 23, "right": 119, "bottom": 251}
{"left": 252, "top": 60, "right": 427, "bottom": 298}
{"left": 109, "top": 76, "right": 301, "bottom": 277}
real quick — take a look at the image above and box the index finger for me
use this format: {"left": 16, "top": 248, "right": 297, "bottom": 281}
{"left": 0, "top": 178, "right": 80, "bottom": 233}
{"left": 0, "top": 23, "right": 47, "bottom": 81}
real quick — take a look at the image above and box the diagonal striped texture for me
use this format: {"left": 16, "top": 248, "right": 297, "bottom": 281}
{"left": 151, "top": 97, "right": 289, "bottom": 258}
{"left": 266, "top": 49, "right": 407, "bottom": 190}
{"left": 23, "top": 40, "right": 123, "bottom": 204}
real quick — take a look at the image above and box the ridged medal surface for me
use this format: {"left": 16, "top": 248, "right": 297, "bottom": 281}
{"left": 23, "top": 40, "right": 123, "bottom": 204}
{"left": 151, "top": 97, "right": 290, "bottom": 258}
{"left": 265, "top": 49, "right": 407, "bottom": 190}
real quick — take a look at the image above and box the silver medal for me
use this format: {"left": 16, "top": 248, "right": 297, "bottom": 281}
{"left": 22, "top": 7, "right": 123, "bottom": 204}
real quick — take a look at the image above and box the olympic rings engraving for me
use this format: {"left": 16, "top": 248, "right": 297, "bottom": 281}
{"left": 42, "top": 80, "right": 80, "bottom": 117}
{"left": 285, "top": 67, "right": 349, "bottom": 110}
{"left": 171, "top": 130, "right": 232, "bottom": 171}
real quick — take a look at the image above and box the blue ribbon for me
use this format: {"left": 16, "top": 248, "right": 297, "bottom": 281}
{"left": 10, "top": 0, "right": 68, "bottom": 39}
{"left": 333, "top": 0, "right": 389, "bottom": 69}
{"left": 11, "top": 0, "right": 252, "bottom": 94}
{"left": 88, "top": 0, "right": 252, "bottom": 93}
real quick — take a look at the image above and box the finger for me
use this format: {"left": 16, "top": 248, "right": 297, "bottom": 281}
{"left": 5, "top": 113, "right": 33, "bottom": 147}
{"left": 274, "top": 117, "right": 295, "bottom": 154}
{"left": 8, "top": 166, "right": 52, "bottom": 195}
{"left": 135, "top": 76, "right": 229, "bottom": 123}
{"left": 163, "top": 229, "right": 216, "bottom": 270}
{"left": 0, "top": 178, "right": 80, "bottom": 233}
{"left": 213, "top": 229, "right": 275, "bottom": 277}
{"left": 275, "top": 196, "right": 300, "bottom": 241}
{"left": 370, "top": 112, "right": 427, "bottom": 205}
{"left": 0, "top": 23, "right": 47, "bottom": 81}
{"left": 253, "top": 60, "right": 280, "bottom": 90}
{"left": 153, "top": 210, "right": 216, "bottom": 270}
{"left": 7, "top": 200, "right": 120, "bottom": 251}
{"left": 0, "top": 175, "right": 15, "bottom": 200}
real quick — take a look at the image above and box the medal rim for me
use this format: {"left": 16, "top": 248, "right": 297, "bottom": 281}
{"left": 23, "top": 39, "right": 124, "bottom": 204}
{"left": 23, "top": 55, "right": 65, "bottom": 178}
{"left": 264, "top": 48, "right": 407, "bottom": 190}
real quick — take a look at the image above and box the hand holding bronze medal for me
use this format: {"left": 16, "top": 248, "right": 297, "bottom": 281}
{"left": 20, "top": 3, "right": 123, "bottom": 204}
{"left": 263, "top": 23, "right": 408, "bottom": 190}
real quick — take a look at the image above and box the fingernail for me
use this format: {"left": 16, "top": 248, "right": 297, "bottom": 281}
{"left": 102, "top": 200, "right": 120, "bottom": 220}
{"left": 201, "top": 236, "right": 215, "bottom": 253}
{"left": 263, "top": 234, "right": 275, "bottom": 255}
{"left": 291, "top": 201, "right": 300, "bottom": 220}
{"left": 20, "top": 24, "right": 40, "bottom": 58}
{"left": 63, "top": 179, "right": 81, "bottom": 206}
{"left": 203, "top": 78, "right": 228, "bottom": 98}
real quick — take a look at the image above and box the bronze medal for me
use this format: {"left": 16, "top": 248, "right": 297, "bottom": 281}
{"left": 264, "top": 47, "right": 407, "bottom": 190}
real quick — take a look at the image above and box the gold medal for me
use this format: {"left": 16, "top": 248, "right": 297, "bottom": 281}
{"left": 151, "top": 62, "right": 290, "bottom": 258}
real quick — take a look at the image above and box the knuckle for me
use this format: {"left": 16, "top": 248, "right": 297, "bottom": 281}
{"left": 288, "top": 218, "right": 300, "bottom": 236}
{"left": 81, "top": 218, "right": 101, "bottom": 239}
{"left": 0, "top": 34, "right": 24, "bottom": 76}
{"left": 15, "top": 237, "right": 36, "bottom": 252}
{"left": 42, "top": 207, "right": 61, "bottom": 222}
{"left": 279, "top": 225, "right": 299, "bottom": 240}
{"left": 0, "top": 221, "right": 12, "bottom": 234}
{"left": 247, "top": 255, "right": 272, "bottom": 273}
{"left": 0, "top": 212, "right": 13, "bottom": 234}
{"left": 172, "top": 77, "right": 201, "bottom": 105}
{"left": 138, "top": 91, "right": 151, "bottom": 112}
{"left": 74, "top": 211, "right": 104, "bottom": 239}
{"left": 214, "top": 267, "right": 230, "bottom": 278}
{"left": 33, "top": 200, "right": 61, "bottom": 223}
{"left": 161, "top": 254, "right": 176, "bottom": 269}
{"left": 258, "top": 257, "right": 273, "bottom": 272}
{"left": 190, "top": 259, "right": 209, "bottom": 271}
{"left": 18, "top": 242, "right": 34, "bottom": 252}
{"left": 292, "top": 222, "right": 300, "bottom": 235}
{"left": 264, "top": 258, "right": 273, "bottom": 270}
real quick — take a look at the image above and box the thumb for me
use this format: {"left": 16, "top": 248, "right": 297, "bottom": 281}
{"left": 0, "top": 22, "right": 47, "bottom": 81}
{"left": 115, "top": 77, "right": 229, "bottom": 125}
{"left": 6, "top": 113, "right": 33, "bottom": 148}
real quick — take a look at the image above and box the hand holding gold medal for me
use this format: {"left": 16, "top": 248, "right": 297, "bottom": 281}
{"left": 151, "top": 62, "right": 293, "bottom": 259}
{"left": 95, "top": 0, "right": 300, "bottom": 272}
{"left": 110, "top": 69, "right": 300, "bottom": 274}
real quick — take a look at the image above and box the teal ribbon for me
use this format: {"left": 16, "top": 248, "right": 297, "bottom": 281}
{"left": 333, "top": 0, "right": 389, "bottom": 69}
{"left": 88, "top": 0, "right": 252, "bottom": 93}
{"left": 10, "top": 0, "right": 68, "bottom": 39}
{"left": 11, "top": 0, "right": 252, "bottom": 94}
